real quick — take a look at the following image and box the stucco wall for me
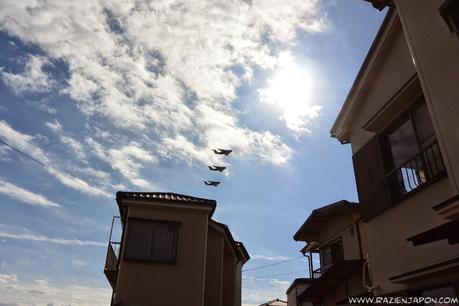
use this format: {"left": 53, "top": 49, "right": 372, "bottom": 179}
{"left": 115, "top": 202, "right": 210, "bottom": 306}
{"left": 394, "top": 0, "right": 459, "bottom": 194}
{"left": 345, "top": 4, "right": 459, "bottom": 295}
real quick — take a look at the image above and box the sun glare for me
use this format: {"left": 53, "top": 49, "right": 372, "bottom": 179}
{"left": 259, "top": 52, "right": 320, "bottom": 135}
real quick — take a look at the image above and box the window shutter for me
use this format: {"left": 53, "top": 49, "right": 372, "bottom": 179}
{"left": 352, "top": 135, "right": 390, "bottom": 220}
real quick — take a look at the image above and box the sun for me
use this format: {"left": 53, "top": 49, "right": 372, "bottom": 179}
{"left": 259, "top": 52, "right": 320, "bottom": 134}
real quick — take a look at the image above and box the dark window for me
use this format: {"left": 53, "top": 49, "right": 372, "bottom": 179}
{"left": 382, "top": 99, "right": 445, "bottom": 201}
{"left": 320, "top": 239, "right": 343, "bottom": 269}
{"left": 125, "top": 219, "right": 179, "bottom": 263}
{"left": 440, "top": 0, "right": 459, "bottom": 39}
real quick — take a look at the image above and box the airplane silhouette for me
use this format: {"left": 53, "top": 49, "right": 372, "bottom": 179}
{"left": 212, "top": 149, "right": 232, "bottom": 156}
{"left": 203, "top": 181, "right": 220, "bottom": 187}
{"left": 208, "top": 166, "right": 226, "bottom": 172}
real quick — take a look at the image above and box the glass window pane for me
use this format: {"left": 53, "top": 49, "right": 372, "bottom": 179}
{"left": 125, "top": 219, "right": 179, "bottom": 263}
{"left": 388, "top": 118, "right": 419, "bottom": 167}
{"left": 413, "top": 103, "right": 435, "bottom": 148}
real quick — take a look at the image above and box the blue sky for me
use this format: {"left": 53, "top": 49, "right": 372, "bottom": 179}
{"left": 0, "top": 1, "right": 385, "bottom": 305}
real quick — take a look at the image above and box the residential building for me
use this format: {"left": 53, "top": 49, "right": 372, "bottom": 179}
{"left": 331, "top": 0, "right": 459, "bottom": 299}
{"left": 104, "top": 192, "right": 249, "bottom": 306}
{"left": 288, "top": 201, "right": 367, "bottom": 305}
{"left": 259, "top": 298, "right": 288, "bottom": 306}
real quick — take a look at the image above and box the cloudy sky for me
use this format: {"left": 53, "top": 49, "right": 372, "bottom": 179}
{"left": 0, "top": 0, "right": 385, "bottom": 305}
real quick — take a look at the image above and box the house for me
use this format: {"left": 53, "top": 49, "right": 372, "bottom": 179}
{"left": 287, "top": 200, "right": 367, "bottom": 305}
{"left": 259, "top": 298, "right": 288, "bottom": 306}
{"left": 104, "top": 192, "right": 249, "bottom": 306}
{"left": 331, "top": 0, "right": 459, "bottom": 299}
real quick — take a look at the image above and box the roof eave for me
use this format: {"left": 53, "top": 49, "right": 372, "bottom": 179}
{"left": 330, "top": 8, "right": 396, "bottom": 144}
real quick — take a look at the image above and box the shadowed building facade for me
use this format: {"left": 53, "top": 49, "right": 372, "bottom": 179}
{"left": 287, "top": 201, "right": 367, "bottom": 305}
{"left": 104, "top": 192, "right": 249, "bottom": 306}
{"left": 289, "top": 1, "right": 459, "bottom": 305}
{"left": 331, "top": 0, "right": 459, "bottom": 300}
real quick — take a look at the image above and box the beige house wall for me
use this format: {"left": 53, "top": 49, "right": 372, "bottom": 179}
{"left": 205, "top": 226, "right": 224, "bottom": 306}
{"left": 316, "top": 212, "right": 362, "bottom": 262}
{"left": 348, "top": 16, "right": 416, "bottom": 154}
{"left": 343, "top": 6, "right": 459, "bottom": 296}
{"left": 114, "top": 202, "right": 210, "bottom": 306}
{"left": 394, "top": 0, "right": 459, "bottom": 194}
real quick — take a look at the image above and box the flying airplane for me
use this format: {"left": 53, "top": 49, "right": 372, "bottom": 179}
{"left": 208, "top": 166, "right": 226, "bottom": 172}
{"left": 203, "top": 181, "right": 220, "bottom": 187}
{"left": 212, "top": 149, "right": 232, "bottom": 156}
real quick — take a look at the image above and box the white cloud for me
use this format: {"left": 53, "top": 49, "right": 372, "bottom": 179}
{"left": 0, "top": 120, "right": 111, "bottom": 198}
{"left": 0, "top": 55, "right": 55, "bottom": 95}
{"left": 46, "top": 120, "right": 87, "bottom": 161}
{"left": 0, "top": 231, "right": 105, "bottom": 247}
{"left": 0, "top": 273, "right": 111, "bottom": 306}
{"left": 242, "top": 276, "right": 290, "bottom": 305}
{"left": 251, "top": 254, "right": 290, "bottom": 261}
{"left": 0, "top": 179, "right": 60, "bottom": 208}
{"left": 0, "top": 0, "right": 326, "bottom": 165}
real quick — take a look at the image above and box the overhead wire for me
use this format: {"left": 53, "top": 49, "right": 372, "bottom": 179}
{"left": 0, "top": 137, "right": 94, "bottom": 191}
{"left": 242, "top": 255, "right": 304, "bottom": 272}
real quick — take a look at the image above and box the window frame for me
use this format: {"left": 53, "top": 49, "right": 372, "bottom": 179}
{"left": 123, "top": 217, "right": 181, "bottom": 265}
{"left": 319, "top": 237, "right": 344, "bottom": 270}
{"left": 379, "top": 98, "right": 446, "bottom": 203}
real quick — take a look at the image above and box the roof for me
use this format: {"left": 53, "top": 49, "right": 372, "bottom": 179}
{"left": 293, "top": 200, "right": 359, "bottom": 241}
{"left": 259, "top": 298, "right": 287, "bottom": 306}
{"left": 210, "top": 219, "right": 250, "bottom": 263}
{"left": 116, "top": 191, "right": 217, "bottom": 217}
{"left": 286, "top": 278, "right": 315, "bottom": 294}
{"left": 330, "top": 8, "right": 396, "bottom": 143}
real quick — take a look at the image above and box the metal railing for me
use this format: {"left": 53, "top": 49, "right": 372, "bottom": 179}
{"left": 105, "top": 242, "right": 120, "bottom": 272}
{"left": 104, "top": 216, "right": 122, "bottom": 273}
{"left": 312, "top": 267, "right": 321, "bottom": 279}
{"left": 384, "top": 140, "right": 446, "bottom": 201}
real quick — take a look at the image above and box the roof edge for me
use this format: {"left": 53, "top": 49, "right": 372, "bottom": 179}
{"left": 330, "top": 7, "right": 396, "bottom": 144}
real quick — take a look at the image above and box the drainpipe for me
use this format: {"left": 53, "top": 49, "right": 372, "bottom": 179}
{"left": 301, "top": 252, "right": 314, "bottom": 279}
{"left": 362, "top": 254, "right": 377, "bottom": 293}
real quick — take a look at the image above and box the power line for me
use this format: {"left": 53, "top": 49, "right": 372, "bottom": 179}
{"left": 242, "top": 255, "right": 304, "bottom": 272}
{"left": 0, "top": 137, "right": 93, "bottom": 191}
{"left": 251, "top": 269, "right": 309, "bottom": 279}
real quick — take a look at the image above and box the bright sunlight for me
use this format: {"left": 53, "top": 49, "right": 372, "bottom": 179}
{"left": 259, "top": 52, "right": 321, "bottom": 135}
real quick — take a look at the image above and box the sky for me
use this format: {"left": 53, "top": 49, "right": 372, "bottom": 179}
{"left": 0, "top": 1, "right": 385, "bottom": 305}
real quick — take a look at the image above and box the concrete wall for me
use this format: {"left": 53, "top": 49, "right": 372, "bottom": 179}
{"left": 114, "top": 202, "right": 210, "bottom": 306}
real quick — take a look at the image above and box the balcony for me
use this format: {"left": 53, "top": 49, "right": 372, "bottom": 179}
{"left": 104, "top": 216, "right": 122, "bottom": 289}
{"left": 384, "top": 140, "right": 446, "bottom": 203}
{"left": 298, "top": 260, "right": 364, "bottom": 304}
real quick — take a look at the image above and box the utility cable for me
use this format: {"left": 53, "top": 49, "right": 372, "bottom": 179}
{"left": 0, "top": 137, "right": 93, "bottom": 191}
{"left": 242, "top": 255, "right": 304, "bottom": 272}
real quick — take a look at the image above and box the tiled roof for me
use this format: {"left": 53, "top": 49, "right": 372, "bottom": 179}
{"left": 116, "top": 191, "right": 216, "bottom": 205}
{"left": 259, "top": 299, "right": 287, "bottom": 306}
{"left": 116, "top": 192, "right": 217, "bottom": 217}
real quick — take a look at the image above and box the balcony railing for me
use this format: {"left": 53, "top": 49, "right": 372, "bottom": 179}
{"left": 384, "top": 140, "right": 446, "bottom": 202}
{"left": 312, "top": 267, "right": 321, "bottom": 279}
{"left": 104, "top": 216, "right": 122, "bottom": 289}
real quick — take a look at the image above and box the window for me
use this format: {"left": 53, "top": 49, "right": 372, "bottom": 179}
{"left": 382, "top": 99, "right": 445, "bottom": 201}
{"left": 320, "top": 239, "right": 343, "bottom": 269}
{"left": 125, "top": 219, "right": 179, "bottom": 263}
{"left": 440, "top": 0, "right": 459, "bottom": 40}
